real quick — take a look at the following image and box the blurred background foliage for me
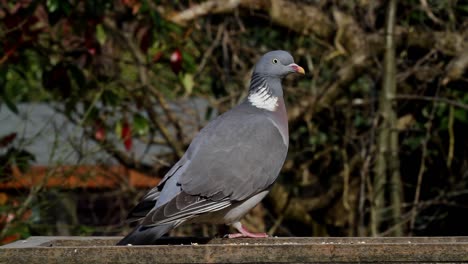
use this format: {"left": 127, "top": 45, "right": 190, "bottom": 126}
{"left": 1, "top": 0, "right": 468, "bottom": 244}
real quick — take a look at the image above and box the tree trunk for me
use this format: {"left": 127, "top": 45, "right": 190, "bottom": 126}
{"left": 372, "top": 0, "right": 403, "bottom": 236}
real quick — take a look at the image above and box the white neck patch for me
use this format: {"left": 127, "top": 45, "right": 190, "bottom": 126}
{"left": 248, "top": 82, "right": 278, "bottom": 111}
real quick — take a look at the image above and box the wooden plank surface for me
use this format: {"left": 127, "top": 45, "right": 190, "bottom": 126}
{"left": 2, "top": 236, "right": 468, "bottom": 263}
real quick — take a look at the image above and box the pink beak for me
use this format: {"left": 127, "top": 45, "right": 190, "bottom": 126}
{"left": 289, "top": 63, "right": 305, "bottom": 74}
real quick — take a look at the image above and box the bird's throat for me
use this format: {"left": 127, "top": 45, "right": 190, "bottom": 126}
{"left": 247, "top": 75, "right": 281, "bottom": 111}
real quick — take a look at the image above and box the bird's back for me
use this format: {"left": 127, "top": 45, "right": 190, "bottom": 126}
{"left": 178, "top": 100, "right": 289, "bottom": 201}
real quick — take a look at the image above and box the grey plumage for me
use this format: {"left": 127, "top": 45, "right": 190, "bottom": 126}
{"left": 117, "top": 50, "right": 304, "bottom": 245}
{"left": 117, "top": 223, "right": 174, "bottom": 245}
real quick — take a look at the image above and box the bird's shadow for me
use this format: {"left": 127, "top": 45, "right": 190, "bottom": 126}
{"left": 150, "top": 236, "right": 214, "bottom": 245}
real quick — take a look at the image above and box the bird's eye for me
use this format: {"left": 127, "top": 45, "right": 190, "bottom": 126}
{"left": 272, "top": 58, "right": 278, "bottom": 64}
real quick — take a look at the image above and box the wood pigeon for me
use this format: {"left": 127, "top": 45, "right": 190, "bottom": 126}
{"left": 117, "top": 50, "right": 305, "bottom": 245}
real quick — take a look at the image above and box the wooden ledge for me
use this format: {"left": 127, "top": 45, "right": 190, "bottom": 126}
{"left": 2, "top": 236, "right": 468, "bottom": 263}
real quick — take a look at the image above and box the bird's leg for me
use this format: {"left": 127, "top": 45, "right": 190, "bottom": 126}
{"left": 226, "top": 222, "right": 268, "bottom": 238}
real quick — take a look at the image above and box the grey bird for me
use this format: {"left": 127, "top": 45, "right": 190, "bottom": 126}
{"left": 117, "top": 50, "right": 304, "bottom": 245}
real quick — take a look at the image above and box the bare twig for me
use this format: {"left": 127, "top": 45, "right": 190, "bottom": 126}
{"left": 147, "top": 85, "right": 186, "bottom": 149}
{"left": 395, "top": 94, "right": 468, "bottom": 111}
{"left": 419, "top": 0, "right": 444, "bottom": 25}
{"left": 167, "top": 0, "right": 244, "bottom": 26}
{"left": 341, "top": 149, "right": 351, "bottom": 211}
{"left": 0, "top": 165, "right": 58, "bottom": 239}
{"left": 382, "top": 182, "right": 468, "bottom": 236}
{"left": 396, "top": 50, "right": 437, "bottom": 82}
{"left": 358, "top": 115, "right": 378, "bottom": 236}
{"left": 103, "top": 18, "right": 185, "bottom": 158}
{"left": 409, "top": 84, "right": 440, "bottom": 233}
{"left": 443, "top": 51, "right": 468, "bottom": 85}
{"left": 144, "top": 103, "right": 184, "bottom": 158}
{"left": 447, "top": 106, "right": 455, "bottom": 168}
{"left": 267, "top": 188, "right": 292, "bottom": 236}
{"left": 195, "top": 23, "right": 225, "bottom": 77}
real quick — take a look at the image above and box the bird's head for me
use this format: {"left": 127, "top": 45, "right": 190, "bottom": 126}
{"left": 253, "top": 50, "right": 305, "bottom": 77}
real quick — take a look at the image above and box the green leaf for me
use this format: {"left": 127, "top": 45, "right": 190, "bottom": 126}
{"left": 454, "top": 108, "right": 468, "bottom": 123}
{"left": 81, "top": 104, "right": 99, "bottom": 125}
{"left": 115, "top": 121, "right": 122, "bottom": 138}
{"left": 133, "top": 113, "right": 149, "bottom": 136}
{"left": 353, "top": 114, "right": 367, "bottom": 127}
{"left": 402, "top": 136, "right": 423, "bottom": 151}
{"left": 14, "top": 149, "right": 35, "bottom": 173}
{"left": 0, "top": 91, "right": 18, "bottom": 114}
{"left": 102, "top": 90, "right": 120, "bottom": 106}
{"left": 0, "top": 69, "right": 18, "bottom": 114}
{"left": 455, "top": 4, "right": 468, "bottom": 13}
{"left": 77, "top": 225, "right": 95, "bottom": 236}
{"left": 96, "top": 24, "right": 107, "bottom": 45}
{"left": 181, "top": 73, "right": 194, "bottom": 95}
{"left": 139, "top": 0, "right": 150, "bottom": 13}
{"left": 182, "top": 51, "right": 196, "bottom": 72}
{"left": 204, "top": 106, "right": 214, "bottom": 121}
{"left": 68, "top": 65, "right": 86, "bottom": 88}
{"left": 46, "top": 0, "right": 59, "bottom": 12}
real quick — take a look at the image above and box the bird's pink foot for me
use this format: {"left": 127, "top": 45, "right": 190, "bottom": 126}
{"left": 226, "top": 223, "right": 269, "bottom": 238}
{"left": 227, "top": 232, "right": 268, "bottom": 238}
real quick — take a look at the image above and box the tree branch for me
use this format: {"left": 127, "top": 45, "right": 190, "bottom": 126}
{"left": 372, "top": 0, "right": 402, "bottom": 236}
{"left": 395, "top": 94, "right": 468, "bottom": 111}
{"left": 443, "top": 50, "right": 468, "bottom": 85}
{"left": 163, "top": 0, "right": 334, "bottom": 39}
{"left": 103, "top": 18, "right": 185, "bottom": 158}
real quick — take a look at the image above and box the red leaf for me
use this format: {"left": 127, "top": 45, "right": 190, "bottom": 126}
{"left": 122, "top": 0, "right": 141, "bottom": 14}
{"left": 84, "top": 28, "right": 99, "bottom": 56}
{"left": 136, "top": 26, "right": 152, "bottom": 53}
{"left": 0, "top": 133, "right": 17, "bottom": 148}
{"left": 1, "top": 233, "right": 20, "bottom": 245}
{"left": 152, "top": 51, "right": 163, "bottom": 63}
{"left": 94, "top": 123, "right": 105, "bottom": 142}
{"left": 170, "top": 49, "right": 182, "bottom": 74}
{"left": 84, "top": 36, "right": 98, "bottom": 56}
{"left": 121, "top": 120, "right": 132, "bottom": 151}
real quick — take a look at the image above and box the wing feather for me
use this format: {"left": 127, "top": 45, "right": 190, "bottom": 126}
{"left": 179, "top": 108, "right": 288, "bottom": 201}
{"left": 141, "top": 192, "right": 232, "bottom": 226}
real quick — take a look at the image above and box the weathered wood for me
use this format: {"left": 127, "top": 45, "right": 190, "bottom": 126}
{"left": 2, "top": 236, "right": 468, "bottom": 263}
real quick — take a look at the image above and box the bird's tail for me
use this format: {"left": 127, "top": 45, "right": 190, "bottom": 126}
{"left": 116, "top": 223, "right": 175, "bottom": 245}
